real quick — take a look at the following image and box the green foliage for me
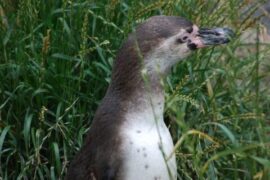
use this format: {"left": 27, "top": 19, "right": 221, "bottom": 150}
{"left": 0, "top": 0, "right": 269, "bottom": 179}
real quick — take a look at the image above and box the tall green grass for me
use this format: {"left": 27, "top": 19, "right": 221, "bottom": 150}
{"left": 0, "top": 0, "right": 269, "bottom": 179}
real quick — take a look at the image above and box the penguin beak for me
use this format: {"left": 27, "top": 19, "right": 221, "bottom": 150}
{"left": 198, "top": 27, "right": 235, "bottom": 46}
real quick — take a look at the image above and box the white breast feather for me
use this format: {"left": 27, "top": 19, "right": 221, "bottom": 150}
{"left": 121, "top": 101, "right": 177, "bottom": 180}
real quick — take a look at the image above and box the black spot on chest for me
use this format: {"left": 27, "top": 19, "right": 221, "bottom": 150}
{"left": 145, "top": 164, "right": 149, "bottom": 169}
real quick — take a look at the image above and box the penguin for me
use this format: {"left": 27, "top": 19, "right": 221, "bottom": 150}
{"left": 66, "top": 15, "right": 234, "bottom": 180}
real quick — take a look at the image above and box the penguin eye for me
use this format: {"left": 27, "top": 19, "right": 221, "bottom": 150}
{"left": 186, "top": 27, "right": 193, "bottom": 33}
{"left": 176, "top": 38, "right": 184, "bottom": 44}
{"left": 176, "top": 36, "right": 188, "bottom": 44}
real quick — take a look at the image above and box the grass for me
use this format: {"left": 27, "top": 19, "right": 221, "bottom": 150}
{"left": 0, "top": 0, "right": 270, "bottom": 179}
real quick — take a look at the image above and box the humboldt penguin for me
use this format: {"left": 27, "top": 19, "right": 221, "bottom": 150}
{"left": 66, "top": 15, "right": 234, "bottom": 180}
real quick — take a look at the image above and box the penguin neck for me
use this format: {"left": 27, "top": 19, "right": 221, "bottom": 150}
{"left": 107, "top": 69, "right": 165, "bottom": 127}
{"left": 108, "top": 69, "right": 165, "bottom": 115}
{"left": 102, "top": 35, "right": 171, "bottom": 125}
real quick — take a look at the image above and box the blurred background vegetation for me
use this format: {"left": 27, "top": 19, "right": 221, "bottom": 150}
{"left": 0, "top": 0, "right": 270, "bottom": 179}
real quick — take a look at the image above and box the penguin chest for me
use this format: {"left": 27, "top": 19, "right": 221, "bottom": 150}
{"left": 121, "top": 111, "right": 177, "bottom": 180}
